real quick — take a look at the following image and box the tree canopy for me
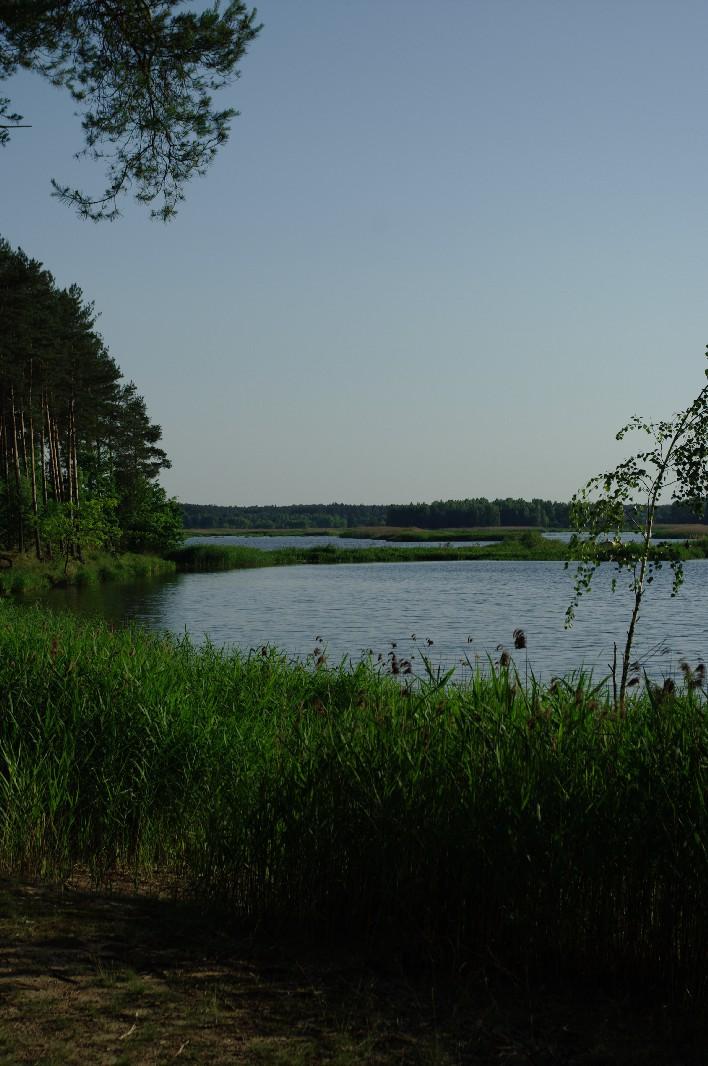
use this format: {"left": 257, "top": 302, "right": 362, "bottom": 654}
{"left": 0, "top": 1, "right": 262, "bottom": 219}
{"left": 0, "top": 236, "right": 183, "bottom": 559}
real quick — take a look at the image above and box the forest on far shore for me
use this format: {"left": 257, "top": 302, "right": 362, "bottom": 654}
{"left": 182, "top": 497, "right": 708, "bottom": 530}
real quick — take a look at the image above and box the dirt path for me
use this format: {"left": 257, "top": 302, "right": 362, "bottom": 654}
{"left": 0, "top": 879, "right": 703, "bottom": 1065}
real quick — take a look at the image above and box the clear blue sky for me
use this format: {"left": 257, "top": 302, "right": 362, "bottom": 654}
{"left": 2, "top": 0, "right": 708, "bottom": 505}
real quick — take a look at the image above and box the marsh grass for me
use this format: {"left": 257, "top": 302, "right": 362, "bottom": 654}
{"left": 0, "top": 551, "right": 175, "bottom": 595}
{"left": 170, "top": 537, "right": 570, "bottom": 571}
{"left": 172, "top": 536, "right": 708, "bottom": 572}
{"left": 344, "top": 527, "right": 511, "bottom": 542}
{"left": 0, "top": 601, "right": 705, "bottom": 998}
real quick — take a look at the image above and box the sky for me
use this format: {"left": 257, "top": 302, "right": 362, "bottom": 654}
{"left": 2, "top": 0, "right": 708, "bottom": 506}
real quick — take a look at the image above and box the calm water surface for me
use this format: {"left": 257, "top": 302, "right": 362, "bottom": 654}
{"left": 184, "top": 535, "right": 498, "bottom": 549}
{"left": 38, "top": 558, "right": 708, "bottom": 681}
{"left": 188, "top": 533, "right": 678, "bottom": 549}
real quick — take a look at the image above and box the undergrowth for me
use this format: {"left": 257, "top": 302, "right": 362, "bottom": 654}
{"left": 0, "top": 552, "right": 175, "bottom": 595}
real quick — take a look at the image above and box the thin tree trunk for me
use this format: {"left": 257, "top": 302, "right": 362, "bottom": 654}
{"left": 40, "top": 393, "right": 48, "bottom": 508}
{"left": 71, "top": 395, "right": 80, "bottom": 508}
{"left": 28, "top": 411, "right": 41, "bottom": 560}
{"left": 9, "top": 388, "right": 23, "bottom": 553}
{"left": 48, "top": 404, "right": 63, "bottom": 503}
{"left": 19, "top": 407, "right": 29, "bottom": 481}
{"left": 0, "top": 412, "right": 8, "bottom": 489}
{"left": 46, "top": 404, "right": 55, "bottom": 499}
{"left": 0, "top": 410, "right": 8, "bottom": 547}
{"left": 619, "top": 559, "right": 647, "bottom": 715}
{"left": 617, "top": 412, "right": 691, "bottom": 712}
{"left": 39, "top": 397, "right": 51, "bottom": 559}
{"left": 69, "top": 394, "right": 83, "bottom": 561}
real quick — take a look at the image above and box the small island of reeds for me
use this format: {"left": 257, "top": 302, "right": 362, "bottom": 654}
{"left": 168, "top": 531, "right": 708, "bottom": 571}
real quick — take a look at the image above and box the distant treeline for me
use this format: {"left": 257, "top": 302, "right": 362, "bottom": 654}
{"left": 388, "top": 498, "right": 708, "bottom": 528}
{"left": 387, "top": 498, "right": 571, "bottom": 528}
{"left": 182, "top": 497, "right": 708, "bottom": 531}
{"left": 182, "top": 503, "right": 387, "bottom": 529}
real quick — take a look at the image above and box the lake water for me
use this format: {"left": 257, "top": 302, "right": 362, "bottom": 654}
{"left": 37, "top": 556, "right": 708, "bottom": 683}
{"left": 186, "top": 532, "right": 679, "bottom": 549}
{"left": 184, "top": 535, "right": 499, "bottom": 549}
{"left": 543, "top": 531, "right": 681, "bottom": 544}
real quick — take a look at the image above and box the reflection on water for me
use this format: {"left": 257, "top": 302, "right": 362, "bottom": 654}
{"left": 36, "top": 559, "right": 708, "bottom": 681}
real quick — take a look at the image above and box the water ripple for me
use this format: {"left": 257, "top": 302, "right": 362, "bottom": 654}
{"left": 40, "top": 559, "right": 708, "bottom": 681}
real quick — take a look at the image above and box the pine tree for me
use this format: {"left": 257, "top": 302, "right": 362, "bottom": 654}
{"left": 0, "top": 2, "right": 262, "bottom": 219}
{"left": 0, "top": 237, "right": 179, "bottom": 557}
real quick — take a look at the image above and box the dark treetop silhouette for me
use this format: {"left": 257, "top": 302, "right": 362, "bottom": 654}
{"left": 0, "top": 1, "right": 262, "bottom": 219}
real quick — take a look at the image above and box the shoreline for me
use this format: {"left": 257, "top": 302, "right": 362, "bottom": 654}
{"left": 169, "top": 536, "right": 708, "bottom": 571}
{"left": 182, "top": 522, "right": 706, "bottom": 541}
{"left": 2, "top": 532, "right": 707, "bottom": 596}
{"left": 0, "top": 551, "right": 175, "bottom": 596}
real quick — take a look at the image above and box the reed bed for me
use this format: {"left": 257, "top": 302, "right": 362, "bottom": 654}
{"left": 171, "top": 536, "right": 570, "bottom": 571}
{"left": 0, "top": 600, "right": 705, "bottom": 997}
{"left": 0, "top": 551, "right": 175, "bottom": 595}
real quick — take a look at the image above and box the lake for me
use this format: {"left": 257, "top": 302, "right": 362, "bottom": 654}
{"left": 183, "top": 534, "right": 500, "bottom": 549}
{"left": 36, "top": 552, "right": 708, "bottom": 682}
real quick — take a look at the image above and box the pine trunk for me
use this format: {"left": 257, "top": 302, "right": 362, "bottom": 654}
{"left": 9, "top": 388, "right": 24, "bottom": 553}
{"left": 40, "top": 393, "right": 48, "bottom": 508}
{"left": 28, "top": 410, "right": 41, "bottom": 560}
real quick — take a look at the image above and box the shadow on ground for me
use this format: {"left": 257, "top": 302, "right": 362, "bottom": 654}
{"left": 0, "top": 878, "right": 704, "bottom": 1065}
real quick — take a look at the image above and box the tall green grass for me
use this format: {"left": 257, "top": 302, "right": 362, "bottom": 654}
{"left": 171, "top": 536, "right": 570, "bottom": 571}
{"left": 0, "top": 600, "right": 705, "bottom": 996}
{"left": 338, "top": 527, "right": 510, "bottom": 542}
{"left": 0, "top": 551, "right": 175, "bottom": 595}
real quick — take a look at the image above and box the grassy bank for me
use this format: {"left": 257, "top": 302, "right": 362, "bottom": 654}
{"left": 341, "top": 526, "right": 519, "bottom": 542}
{"left": 5, "top": 537, "right": 707, "bottom": 589}
{"left": 182, "top": 524, "right": 516, "bottom": 540}
{"left": 0, "top": 601, "right": 705, "bottom": 1000}
{"left": 170, "top": 534, "right": 570, "bottom": 571}
{"left": 184, "top": 525, "right": 547, "bottom": 542}
{"left": 654, "top": 523, "right": 708, "bottom": 539}
{"left": 185, "top": 522, "right": 708, "bottom": 542}
{"left": 0, "top": 550, "right": 176, "bottom": 595}
{"left": 170, "top": 534, "right": 708, "bottom": 571}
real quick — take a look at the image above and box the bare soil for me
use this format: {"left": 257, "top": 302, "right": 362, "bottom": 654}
{"left": 0, "top": 878, "right": 704, "bottom": 1065}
